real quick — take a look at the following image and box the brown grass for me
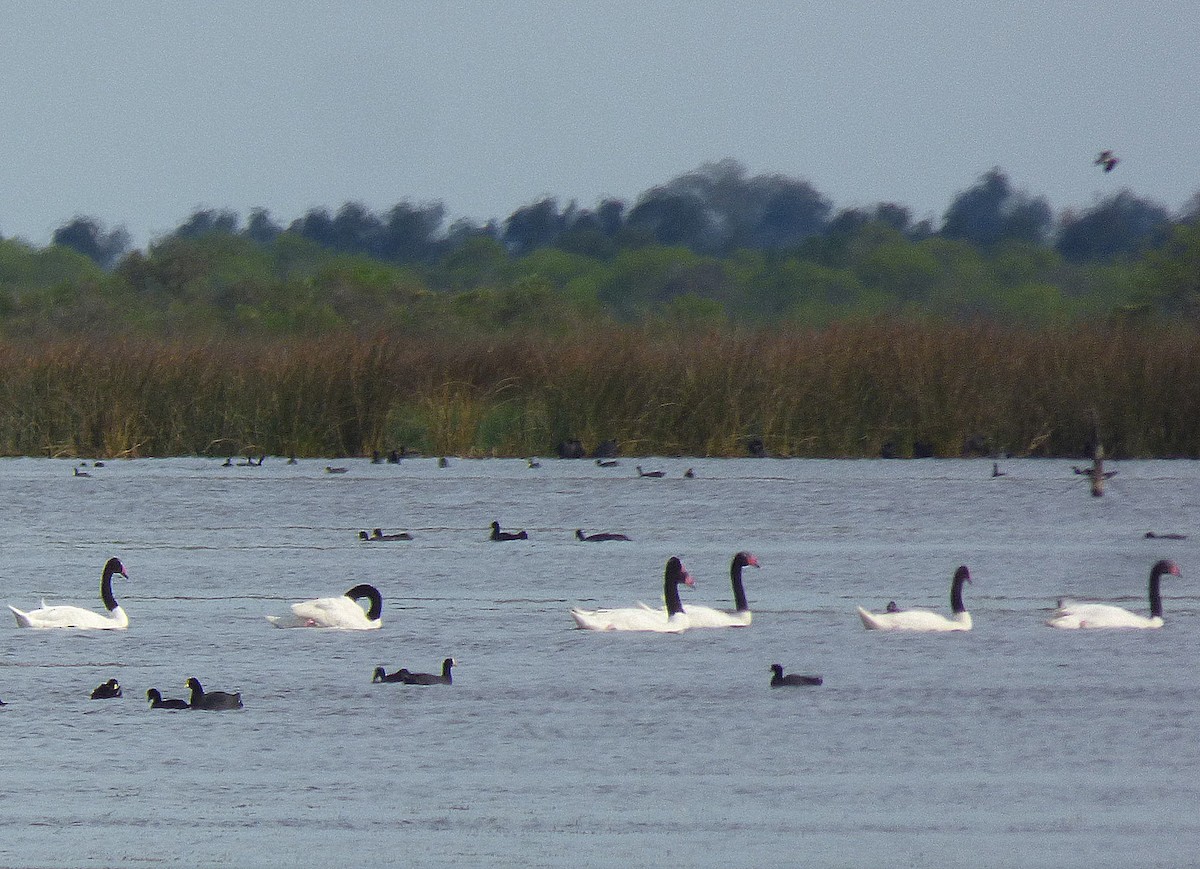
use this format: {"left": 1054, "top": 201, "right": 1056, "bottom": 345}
{"left": 1, "top": 321, "right": 1197, "bottom": 458}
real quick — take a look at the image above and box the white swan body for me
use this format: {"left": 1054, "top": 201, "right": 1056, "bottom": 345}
{"left": 266, "top": 583, "right": 383, "bottom": 630}
{"left": 571, "top": 557, "right": 693, "bottom": 632}
{"left": 1047, "top": 560, "right": 1179, "bottom": 629}
{"left": 679, "top": 551, "right": 759, "bottom": 628}
{"left": 644, "top": 551, "right": 758, "bottom": 627}
{"left": 9, "top": 558, "right": 128, "bottom": 630}
{"left": 858, "top": 565, "right": 972, "bottom": 632}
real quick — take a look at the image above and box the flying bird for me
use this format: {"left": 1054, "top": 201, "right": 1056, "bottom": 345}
{"left": 1095, "top": 150, "right": 1119, "bottom": 173}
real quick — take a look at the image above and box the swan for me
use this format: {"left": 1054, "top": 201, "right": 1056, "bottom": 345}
{"left": 680, "top": 551, "right": 759, "bottom": 628}
{"left": 1046, "top": 559, "right": 1181, "bottom": 629}
{"left": 147, "top": 688, "right": 189, "bottom": 709}
{"left": 266, "top": 583, "right": 383, "bottom": 630}
{"left": 570, "top": 557, "right": 694, "bottom": 632}
{"left": 857, "top": 565, "right": 973, "bottom": 632}
{"left": 90, "top": 678, "right": 122, "bottom": 699}
{"left": 9, "top": 557, "right": 129, "bottom": 629}
{"left": 769, "top": 665, "right": 823, "bottom": 687}
{"left": 575, "top": 529, "right": 631, "bottom": 542}
{"left": 186, "top": 677, "right": 243, "bottom": 710}
{"left": 372, "top": 666, "right": 412, "bottom": 683}
{"left": 490, "top": 521, "right": 528, "bottom": 541}
{"left": 398, "top": 658, "right": 455, "bottom": 685}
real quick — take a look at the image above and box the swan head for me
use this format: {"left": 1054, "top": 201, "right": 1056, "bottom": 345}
{"left": 103, "top": 558, "right": 128, "bottom": 581}
{"left": 1153, "top": 559, "right": 1182, "bottom": 579}
{"left": 734, "top": 551, "right": 760, "bottom": 570}
{"left": 666, "top": 557, "right": 694, "bottom": 587}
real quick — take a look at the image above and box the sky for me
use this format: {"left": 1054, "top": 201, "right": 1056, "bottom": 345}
{"left": 1, "top": 2, "right": 1197, "bottom": 247}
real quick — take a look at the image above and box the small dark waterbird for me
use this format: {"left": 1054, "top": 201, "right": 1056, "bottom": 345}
{"left": 146, "top": 688, "right": 189, "bottom": 709}
{"left": 491, "top": 521, "right": 528, "bottom": 541}
{"left": 186, "top": 677, "right": 243, "bottom": 710}
{"left": 90, "top": 678, "right": 122, "bottom": 699}
{"left": 576, "top": 529, "right": 631, "bottom": 542}
{"left": 398, "top": 658, "right": 455, "bottom": 685}
{"left": 769, "top": 665, "right": 823, "bottom": 687}
{"left": 372, "top": 666, "right": 413, "bottom": 683}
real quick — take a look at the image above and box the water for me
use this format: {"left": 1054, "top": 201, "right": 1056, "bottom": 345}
{"left": 0, "top": 456, "right": 1197, "bottom": 867}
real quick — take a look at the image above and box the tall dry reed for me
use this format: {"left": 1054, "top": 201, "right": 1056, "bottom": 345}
{"left": 1, "top": 322, "right": 1197, "bottom": 458}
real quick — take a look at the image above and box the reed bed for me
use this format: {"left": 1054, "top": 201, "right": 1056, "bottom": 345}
{"left": 1, "top": 322, "right": 1198, "bottom": 458}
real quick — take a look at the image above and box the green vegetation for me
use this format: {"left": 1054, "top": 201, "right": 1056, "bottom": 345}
{"left": 3, "top": 161, "right": 1199, "bottom": 458}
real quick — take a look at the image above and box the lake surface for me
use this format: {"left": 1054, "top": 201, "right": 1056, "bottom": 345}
{"left": 0, "top": 456, "right": 1196, "bottom": 867}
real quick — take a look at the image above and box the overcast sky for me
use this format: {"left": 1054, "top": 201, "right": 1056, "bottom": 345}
{"left": 1, "top": 2, "right": 1196, "bottom": 246}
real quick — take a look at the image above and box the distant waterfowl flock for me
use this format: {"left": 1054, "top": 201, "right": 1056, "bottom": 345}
{"left": 11, "top": 453, "right": 1190, "bottom": 706}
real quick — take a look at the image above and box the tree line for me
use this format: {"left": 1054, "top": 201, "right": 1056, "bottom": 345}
{"left": 2, "top": 159, "right": 1199, "bottom": 339}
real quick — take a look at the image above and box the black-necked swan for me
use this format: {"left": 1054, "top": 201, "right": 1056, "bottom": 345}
{"left": 576, "top": 529, "right": 631, "bottom": 542}
{"left": 266, "top": 583, "right": 383, "bottom": 630}
{"left": 399, "top": 658, "right": 455, "bottom": 685}
{"left": 372, "top": 666, "right": 412, "bottom": 683}
{"left": 769, "top": 665, "right": 823, "bottom": 687}
{"left": 1047, "top": 559, "right": 1181, "bottom": 629}
{"left": 681, "top": 551, "right": 759, "bottom": 628}
{"left": 9, "top": 557, "right": 129, "bottom": 630}
{"left": 90, "top": 678, "right": 122, "bottom": 699}
{"left": 570, "top": 557, "right": 694, "bottom": 632}
{"left": 186, "top": 678, "right": 243, "bottom": 710}
{"left": 857, "top": 565, "right": 973, "bottom": 632}
{"left": 147, "top": 688, "right": 189, "bottom": 709}
{"left": 490, "top": 521, "right": 528, "bottom": 541}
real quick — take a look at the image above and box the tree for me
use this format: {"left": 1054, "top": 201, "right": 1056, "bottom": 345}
{"left": 503, "top": 198, "right": 564, "bottom": 256}
{"left": 244, "top": 208, "right": 282, "bottom": 245}
{"left": 380, "top": 201, "right": 445, "bottom": 263}
{"left": 174, "top": 209, "right": 240, "bottom": 238}
{"left": 1137, "top": 223, "right": 1200, "bottom": 318}
{"left": 1056, "top": 191, "right": 1171, "bottom": 262}
{"left": 941, "top": 169, "right": 1052, "bottom": 247}
{"left": 52, "top": 217, "right": 130, "bottom": 268}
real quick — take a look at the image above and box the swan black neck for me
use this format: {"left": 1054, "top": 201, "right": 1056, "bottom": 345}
{"left": 345, "top": 584, "right": 383, "bottom": 621}
{"left": 950, "top": 566, "right": 970, "bottom": 614}
{"left": 664, "top": 559, "right": 687, "bottom": 617}
{"left": 1148, "top": 560, "right": 1178, "bottom": 619}
{"left": 730, "top": 554, "right": 754, "bottom": 612}
{"left": 100, "top": 558, "right": 125, "bottom": 612}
